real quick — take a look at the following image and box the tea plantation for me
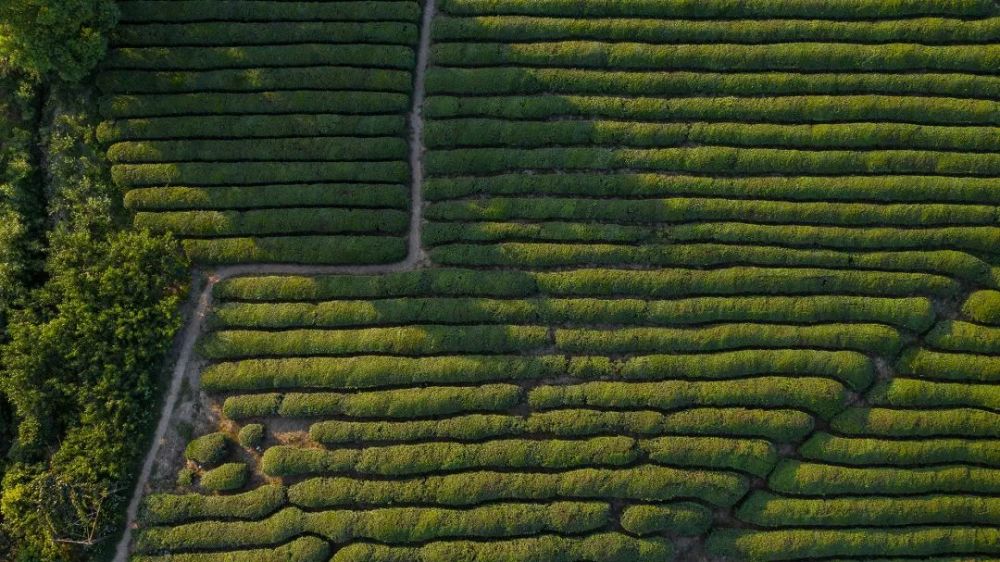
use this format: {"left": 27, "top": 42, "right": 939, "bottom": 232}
{"left": 112, "top": 0, "right": 999, "bottom": 560}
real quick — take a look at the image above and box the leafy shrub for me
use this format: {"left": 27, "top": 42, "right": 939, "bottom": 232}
{"left": 184, "top": 432, "right": 228, "bottom": 467}
{"left": 425, "top": 173, "right": 1000, "bottom": 205}
{"left": 868, "top": 378, "right": 1000, "bottom": 411}
{"left": 135, "top": 208, "right": 409, "bottom": 237}
{"left": 620, "top": 502, "right": 712, "bottom": 536}
{"left": 641, "top": 436, "right": 777, "bottom": 477}
{"left": 98, "top": 66, "right": 413, "bottom": 95}
{"left": 200, "top": 463, "right": 248, "bottom": 493}
{"left": 137, "top": 503, "right": 609, "bottom": 551}
{"left": 707, "top": 527, "right": 1000, "bottom": 560}
{"left": 799, "top": 433, "right": 1000, "bottom": 467}
{"left": 289, "top": 465, "right": 747, "bottom": 508}
{"left": 140, "top": 484, "right": 286, "bottom": 525}
{"left": 200, "top": 325, "right": 548, "bottom": 359}
{"left": 119, "top": 1, "right": 421, "bottom": 22}
{"left": 332, "top": 533, "right": 673, "bottom": 562}
{"left": 529, "top": 378, "right": 848, "bottom": 419}
{"left": 238, "top": 424, "right": 264, "bottom": 450}
{"left": 100, "top": 114, "right": 406, "bottom": 143}
{"left": 439, "top": 0, "right": 994, "bottom": 19}
{"left": 738, "top": 491, "right": 1000, "bottom": 527}
{"left": 830, "top": 407, "right": 1000, "bottom": 438}
{"left": 182, "top": 236, "right": 407, "bottom": 265}
{"left": 897, "top": 348, "right": 1000, "bottom": 382}
{"left": 260, "top": 436, "right": 639, "bottom": 477}
{"left": 115, "top": 21, "right": 418, "bottom": 47}
{"left": 107, "top": 44, "right": 415, "bottom": 71}
{"left": 102, "top": 91, "right": 409, "bottom": 119}
{"left": 109, "top": 137, "right": 408, "bottom": 164}
{"left": 768, "top": 460, "right": 1000, "bottom": 495}
{"left": 113, "top": 161, "right": 408, "bottom": 187}
{"left": 125, "top": 184, "right": 408, "bottom": 212}
{"left": 132, "top": 535, "right": 329, "bottom": 562}
{"left": 925, "top": 320, "right": 1000, "bottom": 354}
{"left": 962, "top": 290, "right": 1000, "bottom": 325}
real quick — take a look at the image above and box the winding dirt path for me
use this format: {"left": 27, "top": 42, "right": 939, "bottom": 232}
{"left": 111, "top": 1, "right": 436, "bottom": 559}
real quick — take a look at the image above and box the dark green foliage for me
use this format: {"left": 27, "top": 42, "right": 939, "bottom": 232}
{"left": 867, "top": 378, "right": 1000, "bottom": 411}
{"left": 102, "top": 91, "right": 410, "bottom": 119}
{"left": 641, "top": 437, "right": 777, "bottom": 477}
{"left": 768, "top": 460, "right": 1000, "bottom": 495}
{"left": 962, "top": 290, "right": 1000, "bottom": 325}
{"left": 289, "top": 465, "right": 748, "bottom": 508}
{"left": 119, "top": 1, "right": 422, "bottom": 23}
{"left": 260, "top": 437, "right": 638, "bottom": 477}
{"left": 133, "top": 535, "right": 330, "bottom": 562}
{"left": 440, "top": 0, "right": 995, "bottom": 19}
{"left": 184, "top": 433, "right": 228, "bottom": 467}
{"left": 707, "top": 527, "right": 1000, "bottom": 560}
{"left": 182, "top": 236, "right": 407, "bottom": 265}
{"left": 115, "top": 21, "right": 418, "bottom": 47}
{"left": 108, "top": 137, "right": 408, "bottom": 164}
{"left": 99, "top": 114, "right": 407, "bottom": 143}
{"left": 125, "top": 184, "right": 408, "bottom": 212}
{"left": 106, "top": 44, "right": 416, "bottom": 71}
{"left": 799, "top": 433, "right": 1000, "bottom": 467}
{"left": 620, "top": 502, "right": 712, "bottom": 536}
{"left": 0, "top": 0, "right": 118, "bottom": 81}
{"left": 830, "top": 408, "right": 1000, "bottom": 438}
{"left": 136, "top": 503, "right": 609, "bottom": 550}
{"left": 199, "top": 463, "right": 247, "bottom": 493}
{"left": 113, "top": 161, "right": 409, "bottom": 187}
{"left": 332, "top": 533, "right": 673, "bottom": 562}
{"left": 141, "top": 484, "right": 286, "bottom": 526}
{"left": 237, "top": 424, "right": 264, "bottom": 450}
{"left": 738, "top": 491, "right": 1000, "bottom": 527}
{"left": 136, "top": 208, "right": 409, "bottom": 237}
{"left": 529, "top": 378, "right": 848, "bottom": 419}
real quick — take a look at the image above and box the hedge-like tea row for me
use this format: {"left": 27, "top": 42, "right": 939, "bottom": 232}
{"left": 427, "top": 92, "right": 1000, "bottom": 121}
{"left": 738, "top": 491, "right": 1000, "bottom": 527}
{"left": 113, "top": 162, "right": 410, "bottom": 187}
{"left": 642, "top": 436, "right": 776, "bottom": 477}
{"left": 433, "top": 42, "right": 1000, "bottom": 73}
{"left": 799, "top": 433, "right": 1000, "bottom": 467}
{"left": 426, "top": 119, "right": 1000, "bottom": 152}
{"left": 830, "top": 408, "right": 1000, "bottom": 438}
{"left": 185, "top": 432, "right": 228, "bottom": 466}
{"left": 555, "top": 323, "right": 904, "bottom": 356}
{"left": 211, "top": 296, "right": 933, "bottom": 333}
{"left": 963, "top": 290, "right": 1000, "bottom": 325}
{"left": 260, "top": 437, "right": 639, "bottom": 477}
{"left": 896, "top": 348, "right": 1000, "bottom": 382}
{"left": 433, "top": 14, "right": 1000, "bottom": 45}
{"left": 768, "top": 460, "right": 1000, "bottom": 495}
{"left": 133, "top": 535, "right": 329, "bottom": 562}
{"left": 331, "top": 533, "right": 673, "bottom": 562}
{"left": 106, "top": 44, "right": 416, "bottom": 71}
{"left": 431, "top": 244, "right": 994, "bottom": 286}
{"left": 427, "top": 197, "right": 997, "bottom": 227}
{"left": 868, "top": 378, "right": 1000, "bottom": 411}
{"left": 141, "top": 485, "right": 287, "bottom": 526}
{"left": 308, "top": 408, "right": 814, "bottom": 445}
{"left": 202, "top": 355, "right": 563, "bottom": 392}
{"left": 102, "top": 92, "right": 410, "bottom": 119}
{"left": 424, "top": 173, "right": 1000, "bottom": 205}
{"left": 115, "top": 21, "right": 418, "bottom": 47}
{"left": 426, "top": 147, "right": 1000, "bottom": 177}
{"left": 287, "top": 465, "right": 748, "bottom": 508}
{"left": 424, "top": 221, "right": 654, "bottom": 245}
{"left": 224, "top": 384, "right": 522, "bottom": 419}
{"left": 108, "top": 137, "right": 408, "bottom": 164}
{"left": 182, "top": 236, "right": 407, "bottom": 265}
{"left": 620, "top": 502, "right": 712, "bottom": 536}
{"left": 118, "top": 1, "right": 422, "bottom": 23}
{"left": 707, "top": 527, "right": 1000, "bottom": 560}
{"left": 926, "top": 320, "right": 1000, "bottom": 353}
{"left": 137, "top": 503, "right": 607, "bottom": 551}
{"left": 668, "top": 223, "right": 1000, "bottom": 254}
{"left": 532, "top": 267, "right": 961, "bottom": 298}
{"left": 528, "top": 378, "right": 848, "bottom": 419}
{"left": 202, "top": 349, "right": 869, "bottom": 392}
{"left": 200, "top": 463, "right": 248, "bottom": 492}
{"left": 438, "top": 0, "right": 996, "bottom": 19}
{"left": 99, "top": 115, "right": 406, "bottom": 143}
{"left": 136, "top": 208, "right": 409, "bottom": 237}
{"left": 199, "top": 325, "right": 549, "bottom": 359}
{"left": 98, "top": 67, "right": 413, "bottom": 95}
{"left": 213, "top": 267, "right": 960, "bottom": 302}
{"left": 125, "top": 184, "right": 409, "bottom": 212}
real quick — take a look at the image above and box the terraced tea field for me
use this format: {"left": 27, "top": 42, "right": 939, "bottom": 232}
{"left": 113, "top": 0, "right": 1000, "bottom": 560}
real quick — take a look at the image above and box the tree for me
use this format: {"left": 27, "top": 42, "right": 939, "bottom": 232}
{"left": 0, "top": 0, "right": 118, "bottom": 81}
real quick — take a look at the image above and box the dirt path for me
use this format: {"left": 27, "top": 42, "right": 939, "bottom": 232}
{"left": 111, "top": 1, "right": 436, "bottom": 559}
